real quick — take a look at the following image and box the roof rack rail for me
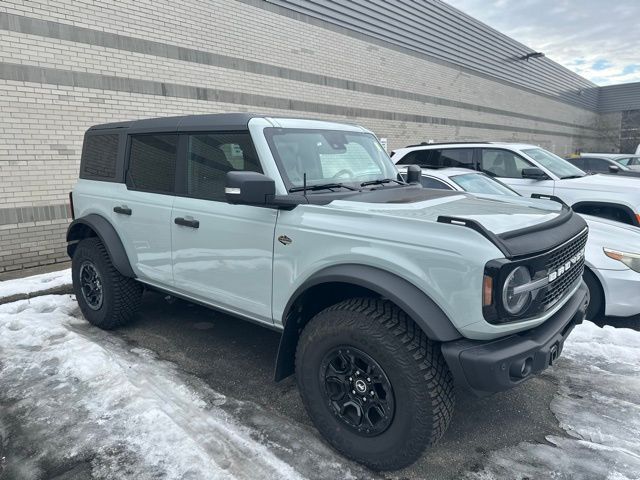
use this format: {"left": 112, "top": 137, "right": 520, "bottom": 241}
{"left": 404, "top": 141, "right": 490, "bottom": 148}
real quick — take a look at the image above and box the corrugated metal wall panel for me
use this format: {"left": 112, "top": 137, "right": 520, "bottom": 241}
{"left": 264, "top": 0, "right": 600, "bottom": 110}
{"left": 599, "top": 82, "right": 640, "bottom": 113}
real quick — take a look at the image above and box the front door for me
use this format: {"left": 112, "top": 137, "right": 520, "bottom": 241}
{"left": 170, "top": 131, "right": 276, "bottom": 324}
{"left": 478, "top": 148, "right": 555, "bottom": 199}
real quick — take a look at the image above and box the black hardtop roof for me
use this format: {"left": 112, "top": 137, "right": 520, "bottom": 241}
{"left": 87, "top": 113, "right": 261, "bottom": 134}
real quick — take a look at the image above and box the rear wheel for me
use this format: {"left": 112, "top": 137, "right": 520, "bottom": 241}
{"left": 295, "top": 298, "right": 454, "bottom": 471}
{"left": 72, "top": 237, "right": 142, "bottom": 329}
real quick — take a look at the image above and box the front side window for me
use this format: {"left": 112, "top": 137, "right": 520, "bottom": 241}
{"left": 185, "top": 132, "right": 262, "bottom": 201}
{"left": 521, "top": 148, "right": 585, "bottom": 179}
{"left": 265, "top": 129, "right": 397, "bottom": 189}
{"left": 127, "top": 134, "right": 178, "bottom": 193}
{"left": 420, "top": 176, "right": 453, "bottom": 190}
{"left": 480, "top": 149, "right": 534, "bottom": 178}
{"left": 450, "top": 173, "right": 520, "bottom": 196}
{"left": 586, "top": 158, "right": 610, "bottom": 173}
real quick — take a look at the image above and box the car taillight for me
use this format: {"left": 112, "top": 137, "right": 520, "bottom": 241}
{"left": 69, "top": 192, "right": 75, "bottom": 219}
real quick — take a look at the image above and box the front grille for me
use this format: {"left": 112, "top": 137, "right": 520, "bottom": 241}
{"left": 542, "top": 229, "right": 588, "bottom": 308}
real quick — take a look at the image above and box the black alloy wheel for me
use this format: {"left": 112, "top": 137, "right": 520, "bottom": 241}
{"left": 79, "top": 260, "right": 104, "bottom": 310}
{"left": 321, "top": 347, "right": 395, "bottom": 437}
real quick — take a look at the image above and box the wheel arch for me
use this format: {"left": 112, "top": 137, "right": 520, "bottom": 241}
{"left": 583, "top": 265, "right": 605, "bottom": 318}
{"left": 67, "top": 214, "right": 135, "bottom": 278}
{"left": 274, "top": 264, "right": 461, "bottom": 381}
{"left": 571, "top": 201, "right": 639, "bottom": 226}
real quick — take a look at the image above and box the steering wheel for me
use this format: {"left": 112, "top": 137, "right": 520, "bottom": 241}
{"left": 332, "top": 169, "right": 355, "bottom": 179}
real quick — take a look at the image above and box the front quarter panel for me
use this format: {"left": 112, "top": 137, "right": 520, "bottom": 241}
{"left": 272, "top": 204, "right": 504, "bottom": 337}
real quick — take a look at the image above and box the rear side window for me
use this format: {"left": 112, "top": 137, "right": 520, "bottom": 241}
{"left": 396, "top": 150, "right": 433, "bottom": 166}
{"left": 126, "top": 134, "right": 178, "bottom": 194}
{"left": 434, "top": 149, "right": 474, "bottom": 168}
{"left": 81, "top": 134, "right": 119, "bottom": 180}
{"left": 396, "top": 148, "right": 474, "bottom": 168}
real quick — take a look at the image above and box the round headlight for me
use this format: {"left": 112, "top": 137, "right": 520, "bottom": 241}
{"left": 502, "top": 266, "right": 532, "bottom": 315}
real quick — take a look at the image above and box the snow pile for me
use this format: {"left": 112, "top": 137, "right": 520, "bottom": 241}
{"left": 464, "top": 321, "right": 640, "bottom": 480}
{"left": 0, "top": 268, "right": 71, "bottom": 300}
{"left": 0, "top": 295, "right": 366, "bottom": 480}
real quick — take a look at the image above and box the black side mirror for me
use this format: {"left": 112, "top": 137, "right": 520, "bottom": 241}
{"left": 225, "top": 171, "right": 305, "bottom": 209}
{"left": 406, "top": 165, "right": 422, "bottom": 184}
{"left": 521, "top": 167, "right": 548, "bottom": 180}
{"left": 225, "top": 171, "right": 276, "bottom": 205}
{"left": 608, "top": 165, "right": 621, "bottom": 174}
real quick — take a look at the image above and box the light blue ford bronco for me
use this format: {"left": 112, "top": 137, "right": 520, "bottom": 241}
{"left": 67, "top": 114, "right": 589, "bottom": 470}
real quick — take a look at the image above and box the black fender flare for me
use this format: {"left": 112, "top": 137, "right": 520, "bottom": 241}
{"left": 274, "top": 264, "right": 462, "bottom": 381}
{"left": 571, "top": 201, "right": 639, "bottom": 226}
{"left": 66, "top": 214, "right": 136, "bottom": 278}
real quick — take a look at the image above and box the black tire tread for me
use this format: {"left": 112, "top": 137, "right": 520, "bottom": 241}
{"left": 296, "top": 297, "right": 454, "bottom": 470}
{"left": 72, "top": 237, "right": 142, "bottom": 329}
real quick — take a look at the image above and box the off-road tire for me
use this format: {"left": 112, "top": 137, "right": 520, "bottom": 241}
{"left": 295, "top": 297, "right": 455, "bottom": 471}
{"left": 72, "top": 237, "right": 142, "bottom": 329}
{"left": 583, "top": 268, "right": 604, "bottom": 321}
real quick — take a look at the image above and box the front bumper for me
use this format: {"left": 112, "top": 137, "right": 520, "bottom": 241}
{"left": 441, "top": 281, "right": 589, "bottom": 396}
{"left": 598, "top": 267, "right": 640, "bottom": 318}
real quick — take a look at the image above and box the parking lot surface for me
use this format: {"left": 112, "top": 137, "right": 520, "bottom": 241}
{"left": 0, "top": 290, "right": 638, "bottom": 480}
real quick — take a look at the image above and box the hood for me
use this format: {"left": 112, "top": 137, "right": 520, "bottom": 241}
{"left": 581, "top": 214, "right": 640, "bottom": 235}
{"left": 328, "top": 192, "right": 564, "bottom": 235}
{"left": 559, "top": 174, "right": 640, "bottom": 193}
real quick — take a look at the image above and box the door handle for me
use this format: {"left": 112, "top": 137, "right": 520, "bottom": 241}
{"left": 174, "top": 217, "right": 200, "bottom": 229}
{"left": 113, "top": 206, "right": 132, "bottom": 215}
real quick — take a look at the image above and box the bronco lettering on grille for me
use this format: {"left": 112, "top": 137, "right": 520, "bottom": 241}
{"left": 548, "top": 248, "right": 585, "bottom": 283}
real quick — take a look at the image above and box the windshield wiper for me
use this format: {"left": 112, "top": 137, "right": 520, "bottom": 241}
{"left": 289, "top": 182, "right": 359, "bottom": 193}
{"left": 560, "top": 175, "right": 584, "bottom": 179}
{"left": 360, "top": 178, "right": 406, "bottom": 187}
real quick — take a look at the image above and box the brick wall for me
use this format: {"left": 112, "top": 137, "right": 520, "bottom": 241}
{"left": 0, "top": 0, "right": 608, "bottom": 271}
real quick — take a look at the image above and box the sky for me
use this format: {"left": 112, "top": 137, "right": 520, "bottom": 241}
{"left": 445, "top": 0, "right": 640, "bottom": 86}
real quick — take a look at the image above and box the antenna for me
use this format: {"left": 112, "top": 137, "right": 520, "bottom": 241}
{"left": 303, "top": 173, "right": 307, "bottom": 197}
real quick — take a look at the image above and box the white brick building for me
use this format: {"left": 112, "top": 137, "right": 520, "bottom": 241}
{"left": 0, "top": 0, "right": 637, "bottom": 271}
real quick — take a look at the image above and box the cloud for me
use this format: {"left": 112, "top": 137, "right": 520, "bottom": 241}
{"left": 445, "top": 0, "right": 640, "bottom": 86}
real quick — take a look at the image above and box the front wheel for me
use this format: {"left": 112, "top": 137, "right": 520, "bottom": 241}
{"left": 295, "top": 298, "right": 455, "bottom": 470}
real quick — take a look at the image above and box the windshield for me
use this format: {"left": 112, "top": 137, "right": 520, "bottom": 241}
{"left": 451, "top": 173, "right": 521, "bottom": 197}
{"left": 265, "top": 128, "right": 398, "bottom": 189}
{"left": 522, "top": 148, "right": 586, "bottom": 179}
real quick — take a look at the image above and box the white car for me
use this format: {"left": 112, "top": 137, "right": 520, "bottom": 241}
{"left": 401, "top": 166, "right": 640, "bottom": 321}
{"left": 391, "top": 142, "right": 640, "bottom": 227}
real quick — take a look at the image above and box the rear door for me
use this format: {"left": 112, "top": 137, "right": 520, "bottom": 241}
{"left": 170, "top": 131, "right": 276, "bottom": 324}
{"left": 478, "top": 148, "right": 554, "bottom": 198}
{"left": 111, "top": 133, "right": 177, "bottom": 286}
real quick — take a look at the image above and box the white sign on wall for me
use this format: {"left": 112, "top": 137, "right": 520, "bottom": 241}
{"left": 379, "top": 137, "right": 388, "bottom": 152}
